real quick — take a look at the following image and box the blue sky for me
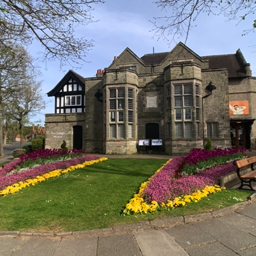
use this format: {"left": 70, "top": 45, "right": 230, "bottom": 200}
{"left": 28, "top": 0, "right": 256, "bottom": 125}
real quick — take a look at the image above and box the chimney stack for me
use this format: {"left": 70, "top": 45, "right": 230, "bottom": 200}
{"left": 96, "top": 69, "right": 104, "bottom": 77}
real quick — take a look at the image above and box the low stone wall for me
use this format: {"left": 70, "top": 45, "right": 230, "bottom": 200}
{"left": 105, "top": 140, "right": 137, "bottom": 154}
{"left": 219, "top": 167, "right": 252, "bottom": 188}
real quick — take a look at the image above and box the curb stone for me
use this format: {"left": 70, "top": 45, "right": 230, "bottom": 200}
{"left": 112, "top": 221, "right": 151, "bottom": 233}
{"left": 184, "top": 212, "right": 212, "bottom": 224}
{"left": 55, "top": 232, "right": 73, "bottom": 236}
{"left": 72, "top": 227, "right": 114, "bottom": 237}
{"left": 211, "top": 204, "right": 239, "bottom": 218}
{"left": 0, "top": 231, "right": 20, "bottom": 236}
{"left": 247, "top": 192, "right": 256, "bottom": 201}
{"left": 151, "top": 216, "right": 184, "bottom": 229}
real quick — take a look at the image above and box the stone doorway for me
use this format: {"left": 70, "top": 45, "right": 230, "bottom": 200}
{"left": 73, "top": 125, "right": 83, "bottom": 150}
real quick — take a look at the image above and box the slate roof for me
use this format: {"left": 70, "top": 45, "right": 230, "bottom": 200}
{"left": 141, "top": 52, "right": 169, "bottom": 65}
{"left": 201, "top": 54, "right": 248, "bottom": 78}
{"left": 140, "top": 51, "right": 250, "bottom": 78}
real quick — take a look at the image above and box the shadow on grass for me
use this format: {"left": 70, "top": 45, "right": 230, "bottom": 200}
{"left": 83, "top": 158, "right": 167, "bottom": 178}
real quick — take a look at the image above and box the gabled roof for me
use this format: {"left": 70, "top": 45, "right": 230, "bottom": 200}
{"left": 108, "top": 47, "right": 147, "bottom": 69}
{"left": 47, "top": 70, "right": 85, "bottom": 96}
{"left": 140, "top": 42, "right": 203, "bottom": 65}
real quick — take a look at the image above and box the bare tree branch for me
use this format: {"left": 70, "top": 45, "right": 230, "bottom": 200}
{"left": 152, "top": 0, "right": 256, "bottom": 44}
{"left": 0, "top": 0, "right": 104, "bottom": 66}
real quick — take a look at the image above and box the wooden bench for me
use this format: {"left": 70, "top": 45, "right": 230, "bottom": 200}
{"left": 234, "top": 156, "right": 256, "bottom": 190}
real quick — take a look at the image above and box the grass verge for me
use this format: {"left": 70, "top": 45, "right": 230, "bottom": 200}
{"left": 0, "top": 158, "right": 252, "bottom": 232}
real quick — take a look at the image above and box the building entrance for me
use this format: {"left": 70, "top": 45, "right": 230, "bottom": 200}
{"left": 230, "top": 124, "right": 246, "bottom": 148}
{"left": 73, "top": 125, "right": 83, "bottom": 150}
{"left": 230, "top": 119, "right": 255, "bottom": 149}
{"left": 146, "top": 123, "right": 159, "bottom": 140}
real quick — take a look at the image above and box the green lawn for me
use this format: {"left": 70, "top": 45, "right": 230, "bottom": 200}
{"left": 0, "top": 158, "right": 252, "bottom": 232}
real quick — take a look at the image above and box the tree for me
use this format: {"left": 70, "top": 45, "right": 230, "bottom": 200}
{"left": 4, "top": 80, "right": 45, "bottom": 149}
{"left": 2, "top": 115, "right": 22, "bottom": 145}
{"left": 0, "top": 43, "right": 34, "bottom": 156}
{"left": 153, "top": 0, "right": 256, "bottom": 43}
{"left": 0, "top": 0, "right": 104, "bottom": 66}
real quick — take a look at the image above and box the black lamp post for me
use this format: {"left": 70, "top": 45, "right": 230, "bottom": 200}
{"left": 202, "top": 82, "right": 217, "bottom": 145}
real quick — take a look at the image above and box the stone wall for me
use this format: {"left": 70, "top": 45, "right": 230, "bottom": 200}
{"left": 201, "top": 69, "right": 231, "bottom": 148}
{"left": 45, "top": 113, "right": 85, "bottom": 150}
{"left": 105, "top": 140, "right": 137, "bottom": 154}
{"left": 137, "top": 80, "right": 165, "bottom": 140}
{"left": 84, "top": 78, "right": 104, "bottom": 153}
{"left": 167, "top": 139, "right": 203, "bottom": 155}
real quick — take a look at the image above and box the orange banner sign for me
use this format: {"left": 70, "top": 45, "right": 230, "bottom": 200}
{"left": 229, "top": 101, "right": 249, "bottom": 115}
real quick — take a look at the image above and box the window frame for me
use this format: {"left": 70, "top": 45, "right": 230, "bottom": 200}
{"left": 174, "top": 82, "right": 201, "bottom": 138}
{"left": 207, "top": 122, "right": 218, "bottom": 138}
{"left": 65, "top": 95, "right": 82, "bottom": 106}
{"left": 107, "top": 87, "right": 135, "bottom": 139}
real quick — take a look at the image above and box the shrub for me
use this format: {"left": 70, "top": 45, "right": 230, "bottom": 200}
{"left": 22, "top": 145, "right": 32, "bottom": 154}
{"left": 61, "top": 140, "right": 68, "bottom": 151}
{"left": 204, "top": 138, "right": 213, "bottom": 151}
{"left": 31, "top": 139, "right": 44, "bottom": 151}
{"left": 36, "top": 135, "right": 45, "bottom": 148}
{"left": 12, "top": 149, "right": 26, "bottom": 158}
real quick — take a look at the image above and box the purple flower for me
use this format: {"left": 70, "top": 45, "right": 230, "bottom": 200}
{"left": 0, "top": 155, "right": 100, "bottom": 190}
{"left": 142, "top": 149, "right": 239, "bottom": 203}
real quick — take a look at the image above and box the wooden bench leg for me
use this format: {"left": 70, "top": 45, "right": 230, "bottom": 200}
{"left": 239, "top": 179, "right": 256, "bottom": 191}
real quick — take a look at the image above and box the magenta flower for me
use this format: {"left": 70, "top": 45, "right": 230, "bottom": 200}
{"left": 142, "top": 148, "right": 240, "bottom": 203}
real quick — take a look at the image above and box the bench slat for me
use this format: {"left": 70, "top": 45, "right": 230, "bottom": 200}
{"left": 236, "top": 156, "right": 256, "bottom": 168}
{"left": 241, "top": 170, "right": 256, "bottom": 179}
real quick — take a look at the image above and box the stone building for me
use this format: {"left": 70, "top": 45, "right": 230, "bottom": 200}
{"left": 45, "top": 42, "right": 256, "bottom": 155}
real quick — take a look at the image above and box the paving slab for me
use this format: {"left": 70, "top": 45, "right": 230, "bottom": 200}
{"left": 135, "top": 229, "right": 188, "bottom": 256}
{"left": 218, "top": 212, "right": 256, "bottom": 236}
{"left": 11, "top": 237, "right": 60, "bottom": 256}
{"left": 236, "top": 201, "right": 256, "bottom": 220}
{"left": 0, "top": 237, "right": 25, "bottom": 256}
{"left": 193, "top": 218, "right": 256, "bottom": 252}
{"left": 98, "top": 234, "right": 142, "bottom": 256}
{"left": 53, "top": 237, "right": 97, "bottom": 256}
{"left": 185, "top": 241, "right": 238, "bottom": 256}
{"left": 165, "top": 223, "right": 216, "bottom": 249}
{"left": 238, "top": 246, "right": 256, "bottom": 256}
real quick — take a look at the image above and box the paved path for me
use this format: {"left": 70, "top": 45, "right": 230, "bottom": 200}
{"left": 1, "top": 151, "right": 256, "bottom": 255}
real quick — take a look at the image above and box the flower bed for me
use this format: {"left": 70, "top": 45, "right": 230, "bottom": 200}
{"left": 0, "top": 154, "right": 108, "bottom": 196}
{"left": 123, "top": 148, "right": 246, "bottom": 215}
{"left": 180, "top": 147, "right": 246, "bottom": 176}
{"left": 0, "top": 149, "right": 87, "bottom": 176}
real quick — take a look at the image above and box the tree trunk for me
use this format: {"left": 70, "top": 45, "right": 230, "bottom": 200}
{"left": 0, "top": 114, "right": 3, "bottom": 157}
{"left": 3, "top": 130, "right": 7, "bottom": 146}
{"left": 19, "top": 118, "right": 23, "bottom": 149}
{"left": 0, "top": 77, "right": 3, "bottom": 157}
